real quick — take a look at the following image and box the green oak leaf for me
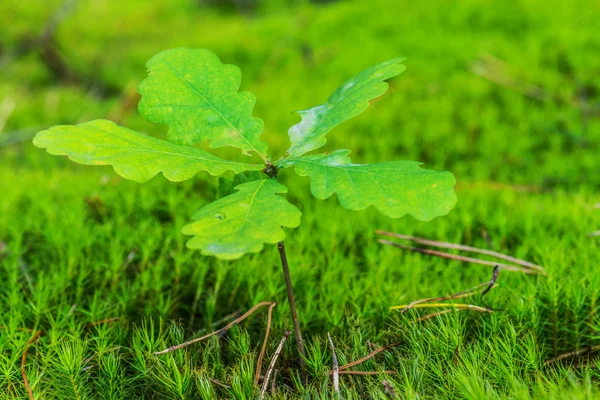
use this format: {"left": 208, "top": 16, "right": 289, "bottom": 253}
{"left": 138, "top": 48, "right": 268, "bottom": 158}
{"left": 217, "top": 170, "right": 263, "bottom": 199}
{"left": 183, "top": 179, "right": 301, "bottom": 259}
{"left": 285, "top": 58, "right": 406, "bottom": 159}
{"left": 33, "top": 119, "right": 262, "bottom": 183}
{"left": 278, "top": 150, "right": 456, "bottom": 221}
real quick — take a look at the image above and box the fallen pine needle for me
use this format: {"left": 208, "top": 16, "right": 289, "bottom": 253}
{"left": 337, "top": 370, "right": 396, "bottom": 376}
{"left": 391, "top": 266, "right": 500, "bottom": 314}
{"left": 377, "top": 231, "right": 544, "bottom": 273}
{"left": 544, "top": 345, "right": 600, "bottom": 366}
{"left": 337, "top": 342, "right": 402, "bottom": 371}
{"left": 22, "top": 330, "right": 44, "bottom": 400}
{"left": 155, "top": 301, "right": 273, "bottom": 355}
{"left": 390, "top": 303, "right": 492, "bottom": 313}
{"left": 85, "top": 317, "right": 119, "bottom": 328}
{"left": 254, "top": 302, "right": 277, "bottom": 385}
{"left": 260, "top": 330, "right": 290, "bottom": 399}
{"left": 209, "top": 377, "right": 230, "bottom": 389}
{"left": 378, "top": 240, "right": 537, "bottom": 274}
{"left": 415, "top": 309, "right": 460, "bottom": 322}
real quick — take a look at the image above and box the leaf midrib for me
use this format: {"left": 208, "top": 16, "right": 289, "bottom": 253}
{"left": 161, "top": 58, "right": 266, "bottom": 159}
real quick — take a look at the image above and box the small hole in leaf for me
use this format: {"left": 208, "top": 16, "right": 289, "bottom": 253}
{"left": 214, "top": 212, "right": 226, "bottom": 220}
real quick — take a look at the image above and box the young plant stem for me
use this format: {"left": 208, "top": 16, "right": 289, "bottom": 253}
{"left": 277, "top": 241, "right": 307, "bottom": 375}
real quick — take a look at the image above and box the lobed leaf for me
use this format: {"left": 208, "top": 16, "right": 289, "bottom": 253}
{"left": 33, "top": 120, "right": 262, "bottom": 183}
{"left": 278, "top": 150, "right": 456, "bottom": 221}
{"left": 285, "top": 58, "right": 406, "bottom": 159}
{"left": 138, "top": 48, "right": 268, "bottom": 158}
{"left": 183, "top": 179, "right": 301, "bottom": 259}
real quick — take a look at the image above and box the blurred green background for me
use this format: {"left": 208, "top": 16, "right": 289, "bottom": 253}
{"left": 1, "top": 0, "right": 599, "bottom": 398}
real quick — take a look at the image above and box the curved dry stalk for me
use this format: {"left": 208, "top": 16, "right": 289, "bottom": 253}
{"left": 378, "top": 240, "right": 537, "bottom": 274}
{"left": 22, "top": 330, "right": 44, "bottom": 400}
{"left": 394, "top": 285, "right": 497, "bottom": 314}
{"left": 260, "top": 330, "right": 290, "bottom": 399}
{"left": 254, "top": 302, "right": 277, "bottom": 385}
{"left": 415, "top": 309, "right": 458, "bottom": 322}
{"left": 337, "top": 342, "right": 402, "bottom": 371}
{"left": 337, "top": 370, "right": 395, "bottom": 376}
{"left": 154, "top": 301, "right": 273, "bottom": 355}
{"left": 390, "top": 303, "right": 492, "bottom": 312}
{"left": 391, "top": 265, "right": 500, "bottom": 314}
{"left": 376, "top": 231, "right": 544, "bottom": 273}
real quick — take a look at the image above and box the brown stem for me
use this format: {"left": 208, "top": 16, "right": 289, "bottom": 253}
{"left": 277, "top": 241, "right": 307, "bottom": 375}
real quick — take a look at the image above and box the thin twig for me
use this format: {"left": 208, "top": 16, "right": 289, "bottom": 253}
{"left": 328, "top": 333, "right": 340, "bottom": 395}
{"left": 376, "top": 231, "right": 545, "bottom": 273}
{"left": 254, "top": 302, "right": 277, "bottom": 385}
{"left": 22, "top": 330, "right": 44, "bottom": 400}
{"left": 260, "top": 330, "right": 291, "bottom": 399}
{"left": 588, "top": 231, "right": 600, "bottom": 237}
{"left": 544, "top": 345, "right": 600, "bottom": 366}
{"left": 154, "top": 301, "right": 273, "bottom": 355}
{"left": 338, "top": 342, "right": 402, "bottom": 371}
{"left": 378, "top": 240, "right": 537, "bottom": 274}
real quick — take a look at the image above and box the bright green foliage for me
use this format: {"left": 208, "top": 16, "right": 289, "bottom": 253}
{"left": 33, "top": 48, "right": 456, "bottom": 259}
{"left": 285, "top": 58, "right": 406, "bottom": 159}
{"left": 33, "top": 120, "right": 263, "bottom": 183}
{"left": 138, "top": 48, "right": 267, "bottom": 158}
{"left": 279, "top": 150, "right": 456, "bottom": 220}
{"left": 182, "top": 179, "right": 301, "bottom": 259}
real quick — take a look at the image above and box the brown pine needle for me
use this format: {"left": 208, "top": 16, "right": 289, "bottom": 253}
{"left": 544, "top": 345, "right": 600, "bottom": 366}
{"left": 22, "top": 330, "right": 44, "bottom": 400}
{"left": 328, "top": 333, "right": 340, "bottom": 395}
{"left": 376, "top": 231, "right": 544, "bottom": 273}
{"left": 209, "top": 377, "right": 230, "bottom": 389}
{"left": 260, "top": 330, "right": 290, "bottom": 399}
{"left": 154, "top": 301, "right": 273, "bottom": 355}
{"left": 254, "top": 302, "right": 277, "bottom": 385}
{"left": 378, "top": 239, "right": 537, "bottom": 274}
{"left": 337, "top": 342, "right": 402, "bottom": 371}
{"left": 391, "top": 303, "right": 492, "bottom": 312}
{"left": 338, "top": 370, "right": 396, "bottom": 376}
{"left": 391, "top": 266, "right": 500, "bottom": 314}
{"left": 392, "top": 285, "right": 495, "bottom": 313}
